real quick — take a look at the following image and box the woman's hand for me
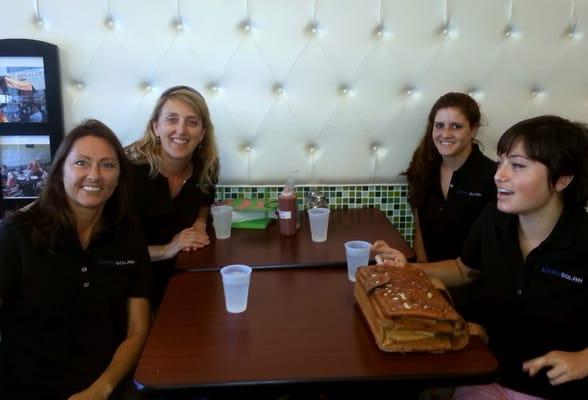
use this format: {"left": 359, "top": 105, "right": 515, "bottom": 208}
{"left": 148, "top": 227, "right": 210, "bottom": 261}
{"left": 166, "top": 227, "right": 209, "bottom": 257}
{"left": 523, "top": 349, "right": 588, "bottom": 385}
{"left": 372, "top": 240, "right": 408, "bottom": 267}
{"left": 192, "top": 223, "right": 210, "bottom": 248}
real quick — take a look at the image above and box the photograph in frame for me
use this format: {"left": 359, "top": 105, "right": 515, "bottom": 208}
{"left": 0, "top": 56, "right": 48, "bottom": 123}
{"left": 1, "top": 134, "right": 51, "bottom": 199}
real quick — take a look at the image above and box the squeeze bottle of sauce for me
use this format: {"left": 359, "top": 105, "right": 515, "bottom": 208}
{"left": 278, "top": 178, "right": 297, "bottom": 236}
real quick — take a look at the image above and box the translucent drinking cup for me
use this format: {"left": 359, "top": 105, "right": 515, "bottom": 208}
{"left": 211, "top": 205, "right": 233, "bottom": 239}
{"left": 307, "top": 207, "right": 330, "bottom": 242}
{"left": 344, "top": 240, "right": 372, "bottom": 282}
{"left": 220, "top": 264, "right": 252, "bottom": 313}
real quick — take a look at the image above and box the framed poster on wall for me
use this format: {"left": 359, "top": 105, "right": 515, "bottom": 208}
{"left": 0, "top": 39, "right": 64, "bottom": 215}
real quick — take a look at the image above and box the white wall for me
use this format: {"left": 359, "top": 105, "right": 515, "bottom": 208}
{"left": 2, "top": 0, "right": 588, "bottom": 184}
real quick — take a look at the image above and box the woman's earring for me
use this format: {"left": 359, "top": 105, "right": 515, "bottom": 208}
{"left": 155, "top": 136, "right": 161, "bottom": 145}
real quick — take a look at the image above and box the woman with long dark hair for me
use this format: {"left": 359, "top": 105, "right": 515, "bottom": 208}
{"left": 0, "top": 120, "right": 151, "bottom": 399}
{"left": 406, "top": 92, "right": 496, "bottom": 263}
{"left": 405, "top": 93, "right": 496, "bottom": 318}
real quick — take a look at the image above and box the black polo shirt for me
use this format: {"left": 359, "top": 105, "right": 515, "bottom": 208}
{"left": 418, "top": 144, "right": 496, "bottom": 262}
{"left": 128, "top": 162, "right": 215, "bottom": 246}
{"left": 461, "top": 204, "right": 588, "bottom": 399}
{"left": 0, "top": 213, "right": 151, "bottom": 399}
{"left": 128, "top": 162, "right": 215, "bottom": 307}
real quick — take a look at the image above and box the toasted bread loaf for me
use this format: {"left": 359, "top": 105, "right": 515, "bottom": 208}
{"left": 355, "top": 264, "right": 469, "bottom": 352}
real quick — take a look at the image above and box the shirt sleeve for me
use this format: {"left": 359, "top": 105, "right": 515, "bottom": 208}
{"left": 460, "top": 204, "right": 493, "bottom": 271}
{"left": 0, "top": 219, "right": 22, "bottom": 303}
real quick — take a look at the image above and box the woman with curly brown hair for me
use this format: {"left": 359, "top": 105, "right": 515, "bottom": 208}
{"left": 405, "top": 92, "right": 496, "bottom": 319}
{"left": 406, "top": 92, "right": 496, "bottom": 263}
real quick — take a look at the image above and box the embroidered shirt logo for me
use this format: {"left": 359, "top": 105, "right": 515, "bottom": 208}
{"left": 540, "top": 266, "right": 584, "bottom": 284}
{"left": 455, "top": 189, "right": 482, "bottom": 197}
{"left": 115, "top": 260, "right": 136, "bottom": 266}
{"left": 98, "top": 259, "right": 136, "bottom": 266}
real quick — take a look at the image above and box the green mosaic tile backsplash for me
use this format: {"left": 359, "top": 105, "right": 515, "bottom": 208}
{"left": 216, "top": 184, "right": 414, "bottom": 245}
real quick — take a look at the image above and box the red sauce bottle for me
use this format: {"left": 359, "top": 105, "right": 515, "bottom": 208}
{"left": 278, "top": 179, "right": 297, "bottom": 236}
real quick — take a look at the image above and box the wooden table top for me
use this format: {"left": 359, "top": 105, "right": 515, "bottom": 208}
{"left": 176, "top": 208, "right": 415, "bottom": 271}
{"left": 135, "top": 268, "right": 498, "bottom": 395}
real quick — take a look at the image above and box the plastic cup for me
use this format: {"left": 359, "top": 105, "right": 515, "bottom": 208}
{"left": 307, "top": 207, "right": 330, "bottom": 242}
{"left": 211, "top": 205, "right": 233, "bottom": 239}
{"left": 344, "top": 241, "right": 372, "bottom": 282}
{"left": 220, "top": 264, "right": 252, "bottom": 313}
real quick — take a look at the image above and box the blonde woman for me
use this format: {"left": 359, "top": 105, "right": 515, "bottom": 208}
{"left": 126, "top": 86, "right": 219, "bottom": 308}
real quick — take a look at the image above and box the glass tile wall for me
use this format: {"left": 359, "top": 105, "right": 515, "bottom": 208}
{"left": 216, "top": 184, "right": 414, "bottom": 245}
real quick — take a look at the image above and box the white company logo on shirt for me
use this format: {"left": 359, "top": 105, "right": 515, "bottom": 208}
{"left": 97, "top": 259, "right": 136, "bottom": 266}
{"left": 455, "top": 189, "right": 482, "bottom": 197}
{"left": 540, "top": 266, "right": 584, "bottom": 285}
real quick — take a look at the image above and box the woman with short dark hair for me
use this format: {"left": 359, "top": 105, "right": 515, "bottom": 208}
{"left": 375, "top": 115, "right": 588, "bottom": 399}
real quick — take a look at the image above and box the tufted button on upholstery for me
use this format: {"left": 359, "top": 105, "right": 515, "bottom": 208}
{"left": 306, "top": 21, "right": 322, "bottom": 37}
{"left": 467, "top": 88, "right": 483, "bottom": 101}
{"left": 338, "top": 85, "right": 352, "bottom": 96}
{"left": 503, "top": 23, "right": 521, "bottom": 39}
{"left": 141, "top": 82, "right": 153, "bottom": 92}
{"left": 530, "top": 87, "right": 545, "bottom": 98}
{"left": 373, "top": 23, "right": 391, "bottom": 39}
{"left": 273, "top": 84, "right": 284, "bottom": 96}
{"left": 104, "top": 14, "right": 116, "bottom": 29}
{"left": 173, "top": 17, "right": 184, "bottom": 32}
{"left": 439, "top": 21, "right": 458, "bottom": 38}
{"left": 404, "top": 87, "right": 417, "bottom": 97}
{"left": 32, "top": 14, "right": 45, "bottom": 28}
{"left": 207, "top": 82, "right": 220, "bottom": 93}
{"left": 240, "top": 18, "right": 255, "bottom": 33}
{"left": 242, "top": 142, "right": 253, "bottom": 153}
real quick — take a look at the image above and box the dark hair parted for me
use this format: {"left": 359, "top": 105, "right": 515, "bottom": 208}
{"left": 497, "top": 115, "right": 588, "bottom": 207}
{"left": 405, "top": 92, "right": 482, "bottom": 209}
{"left": 27, "top": 119, "right": 131, "bottom": 249}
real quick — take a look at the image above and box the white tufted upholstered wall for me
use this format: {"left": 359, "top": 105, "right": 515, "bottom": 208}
{"left": 2, "top": 0, "right": 588, "bottom": 185}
